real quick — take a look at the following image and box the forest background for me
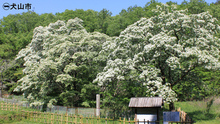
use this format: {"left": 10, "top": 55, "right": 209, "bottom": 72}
{"left": 0, "top": 0, "right": 220, "bottom": 114}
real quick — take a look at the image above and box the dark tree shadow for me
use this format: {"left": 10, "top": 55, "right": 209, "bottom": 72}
{"left": 187, "top": 110, "right": 216, "bottom": 122}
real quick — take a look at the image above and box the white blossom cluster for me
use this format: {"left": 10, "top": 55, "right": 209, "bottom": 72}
{"left": 94, "top": 4, "right": 220, "bottom": 103}
{"left": 15, "top": 17, "right": 113, "bottom": 106}
{"left": 93, "top": 58, "right": 134, "bottom": 86}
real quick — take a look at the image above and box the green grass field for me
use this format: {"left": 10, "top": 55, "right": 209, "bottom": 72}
{"left": 175, "top": 98, "right": 220, "bottom": 124}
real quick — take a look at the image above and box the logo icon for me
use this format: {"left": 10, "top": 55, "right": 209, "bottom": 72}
{"left": 3, "top": 2, "right": 10, "bottom": 10}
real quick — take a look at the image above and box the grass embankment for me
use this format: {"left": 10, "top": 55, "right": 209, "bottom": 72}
{"left": 0, "top": 110, "right": 22, "bottom": 123}
{"left": 175, "top": 98, "right": 220, "bottom": 124}
{"left": 0, "top": 110, "right": 40, "bottom": 124}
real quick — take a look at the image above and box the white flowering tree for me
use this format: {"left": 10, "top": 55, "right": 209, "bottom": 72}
{"left": 94, "top": 4, "right": 220, "bottom": 110}
{"left": 15, "top": 17, "right": 113, "bottom": 108}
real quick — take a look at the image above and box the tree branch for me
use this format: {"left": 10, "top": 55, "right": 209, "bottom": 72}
{"left": 134, "top": 66, "right": 142, "bottom": 72}
{"left": 172, "top": 64, "right": 197, "bottom": 88}
{"left": 174, "top": 29, "right": 179, "bottom": 41}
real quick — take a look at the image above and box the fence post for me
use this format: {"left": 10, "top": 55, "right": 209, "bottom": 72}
{"left": 36, "top": 111, "right": 38, "bottom": 122}
{"left": 27, "top": 111, "right": 29, "bottom": 120}
{"left": 129, "top": 118, "right": 130, "bottom": 124}
{"left": 2, "top": 102, "right": 4, "bottom": 111}
{"left": 97, "top": 116, "right": 99, "bottom": 124}
{"left": 21, "top": 110, "right": 24, "bottom": 120}
{"left": 75, "top": 107, "right": 78, "bottom": 115}
{"left": 80, "top": 115, "right": 83, "bottom": 124}
{"left": 40, "top": 112, "right": 42, "bottom": 123}
{"left": 66, "top": 106, "right": 68, "bottom": 114}
{"left": 35, "top": 111, "right": 37, "bottom": 122}
{"left": 61, "top": 113, "right": 63, "bottom": 124}
{"left": 41, "top": 112, "right": 44, "bottom": 123}
{"left": 94, "top": 108, "right": 96, "bottom": 117}
{"left": 33, "top": 111, "right": 35, "bottom": 122}
{"left": 17, "top": 103, "right": 19, "bottom": 112}
{"left": 31, "top": 111, "right": 33, "bottom": 122}
{"left": 75, "top": 115, "right": 77, "bottom": 124}
{"left": 124, "top": 117, "right": 126, "bottom": 124}
{"left": 46, "top": 112, "right": 48, "bottom": 124}
{"left": 190, "top": 118, "right": 193, "bottom": 124}
{"left": 45, "top": 112, "right": 47, "bottom": 124}
{"left": 66, "top": 113, "right": 68, "bottom": 123}
{"left": 50, "top": 113, "right": 52, "bottom": 124}
{"left": 147, "top": 120, "right": 149, "bottom": 124}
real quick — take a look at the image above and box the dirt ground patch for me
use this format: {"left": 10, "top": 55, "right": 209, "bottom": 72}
{"left": 203, "top": 96, "right": 220, "bottom": 105}
{"left": 213, "top": 97, "right": 220, "bottom": 105}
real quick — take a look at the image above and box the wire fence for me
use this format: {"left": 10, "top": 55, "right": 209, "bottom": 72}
{"left": 0, "top": 97, "right": 114, "bottom": 117}
{"left": 0, "top": 94, "right": 136, "bottom": 119}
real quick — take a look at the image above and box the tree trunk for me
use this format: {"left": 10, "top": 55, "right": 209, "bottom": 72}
{"left": 169, "top": 102, "right": 175, "bottom": 111}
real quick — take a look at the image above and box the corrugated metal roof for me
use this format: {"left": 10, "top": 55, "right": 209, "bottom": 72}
{"left": 129, "top": 97, "right": 162, "bottom": 107}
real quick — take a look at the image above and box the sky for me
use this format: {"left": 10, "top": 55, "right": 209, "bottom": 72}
{"left": 0, "top": 0, "right": 217, "bottom": 19}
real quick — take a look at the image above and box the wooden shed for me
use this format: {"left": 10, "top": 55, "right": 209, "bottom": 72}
{"left": 129, "top": 97, "right": 163, "bottom": 123}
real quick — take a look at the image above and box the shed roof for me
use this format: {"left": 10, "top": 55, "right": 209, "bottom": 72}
{"left": 129, "top": 97, "right": 163, "bottom": 108}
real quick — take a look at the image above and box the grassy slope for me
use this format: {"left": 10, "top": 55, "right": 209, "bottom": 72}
{"left": 175, "top": 98, "right": 220, "bottom": 124}
{"left": 0, "top": 110, "right": 37, "bottom": 124}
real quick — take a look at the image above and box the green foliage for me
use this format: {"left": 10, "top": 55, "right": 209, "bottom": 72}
{"left": 97, "top": 9, "right": 112, "bottom": 34}
{"left": 216, "top": 0, "right": 220, "bottom": 4}
{"left": 186, "top": 0, "right": 208, "bottom": 14}
{"left": 80, "top": 83, "right": 100, "bottom": 107}
{"left": 208, "top": 3, "right": 220, "bottom": 21}
{"left": 56, "top": 9, "right": 99, "bottom": 33}
{"left": 144, "top": 0, "right": 162, "bottom": 17}
{"left": 173, "top": 67, "right": 220, "bottom": 101}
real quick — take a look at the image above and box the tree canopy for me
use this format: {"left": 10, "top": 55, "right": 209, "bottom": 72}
{"left": 14, "top": 18, "right": 113, "bottom": 107}
{"left": 94, "top": 4, "right": 220, "bottom": 110}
